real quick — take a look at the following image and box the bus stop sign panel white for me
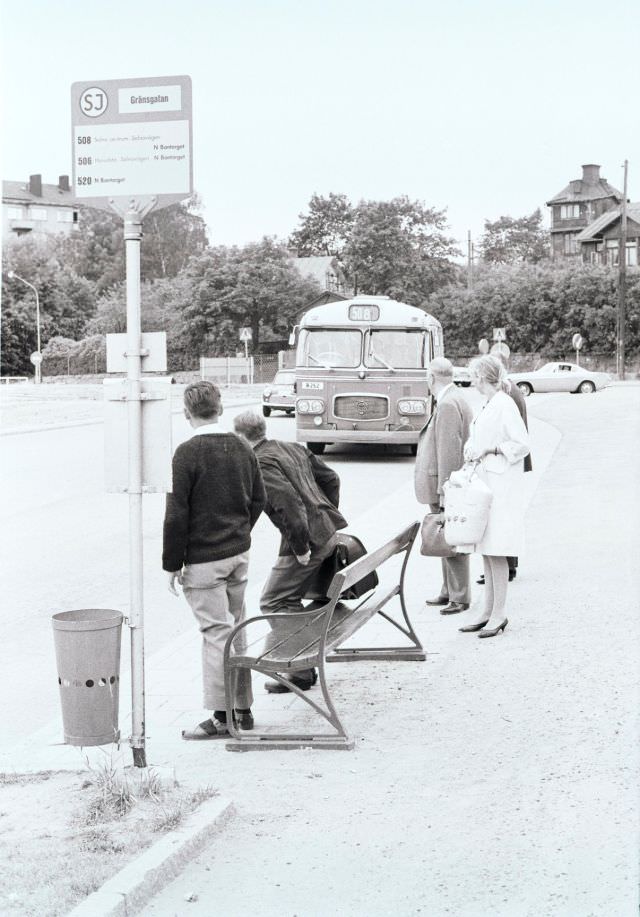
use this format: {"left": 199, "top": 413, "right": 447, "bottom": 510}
{"left": 70, "top": 75, "right": 192, "bottom": 212}
{"left": 106, "top": 331, "right": 167, "bottom": 374}
{"left": 103, "top": 378, "right": 173, "bottom": 493}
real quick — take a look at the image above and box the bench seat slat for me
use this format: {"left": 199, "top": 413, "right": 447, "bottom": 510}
{"left": 229, "top": 584, "right": 402, "bottom": 672}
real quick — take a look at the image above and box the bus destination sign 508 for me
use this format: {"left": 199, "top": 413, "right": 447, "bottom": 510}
{"left": 70, "top": 75, "right": 192, "bottom": 212}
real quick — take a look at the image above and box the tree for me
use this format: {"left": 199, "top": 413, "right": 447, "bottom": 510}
{"left": 1, "top": 237, "right": 96, "bottom": 374}
{"left": 60, "top": 195, "right": 208, "bottom": 291}
{"left": 343, "top": 196, "right": 459, "bottom": 303}
{"left": 181, "top": 238, "right": 322, "bottom": 356}
{"left": 288, "top": 193, "right": 354, "bottom": 256}
{"left": 426, "top": 261, "right": 640, "bottom": 358}
{"left": 478, "top": 209, "right": 550, "bottom": 264}
{"left": 141, "top": 195, "right": 208, "bottom": 278}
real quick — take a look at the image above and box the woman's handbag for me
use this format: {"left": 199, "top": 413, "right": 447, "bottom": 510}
{"left": 442, "top": 462, "right": 493, "bottom": 547}
{"left": 420, "top": 513, "right": 456, "bottom": 557}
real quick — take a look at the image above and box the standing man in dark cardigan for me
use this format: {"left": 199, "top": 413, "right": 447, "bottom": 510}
{"left": 163, "top": 382, "right": 265, "bottom": 739}
{"left": 233, "top": 410, "right": 347, "bottom": 693}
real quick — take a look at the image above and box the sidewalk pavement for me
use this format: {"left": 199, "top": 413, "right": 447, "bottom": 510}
{"left": 3, "top": 385, "right": 639, "bottom": 916}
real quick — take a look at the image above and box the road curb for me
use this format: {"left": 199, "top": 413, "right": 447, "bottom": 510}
{"left": 66, "top": 796, "right": 234, "bottom": 917}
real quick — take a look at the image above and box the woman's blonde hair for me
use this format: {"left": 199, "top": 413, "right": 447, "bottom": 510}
{"left": 469, "top": 355, "right": 510, "bottom": 392}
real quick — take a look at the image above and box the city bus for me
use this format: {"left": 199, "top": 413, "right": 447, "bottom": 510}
{"left": 290, "top": 295, "right": 444, "bottom": 454}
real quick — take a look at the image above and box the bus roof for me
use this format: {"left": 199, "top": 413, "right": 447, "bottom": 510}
{"left": 299, "top": 295, "right": 441, "bottom": 330}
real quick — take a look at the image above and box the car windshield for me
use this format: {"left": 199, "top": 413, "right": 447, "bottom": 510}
{"left": 297, "top": 329, "right": 362, "bottom": 368}
{"left": 273, "top": 372, "right": 294, "bottom": 385}
{"left": 364, "top": 330, "right": 425, "bottom": 369}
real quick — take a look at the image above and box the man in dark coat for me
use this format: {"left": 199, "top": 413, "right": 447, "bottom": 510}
{"left": 414, "top": 357, "right": 474, "bottom": 614}
{"left": 234, "top": 411, "right": 347, "bottom": 692}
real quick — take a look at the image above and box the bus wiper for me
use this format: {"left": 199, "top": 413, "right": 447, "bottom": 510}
{"left": 369, "top": 348, "right": 395, "bottom": 371}
{"left": 307, "top": 353, "right": 332, "bottom": 370}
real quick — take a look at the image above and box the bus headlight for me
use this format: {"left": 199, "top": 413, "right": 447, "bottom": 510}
{"left": 297, "top": 398, "right": 325, "bottom": 415}
{"left": 398, "top": 399, "right": 427, "bottom": 415}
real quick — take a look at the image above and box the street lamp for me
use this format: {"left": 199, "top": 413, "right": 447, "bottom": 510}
{"left": 7, "top": 270, "right": 42, "bottom": 384}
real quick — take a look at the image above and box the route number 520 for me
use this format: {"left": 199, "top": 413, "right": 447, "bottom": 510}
{"left": 79, "top": 87, "right": 108, "bottom": 118}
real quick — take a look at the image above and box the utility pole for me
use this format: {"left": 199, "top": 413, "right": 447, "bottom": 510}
{"left": 617, "top": 160, "right": 628, "bottom": 380}
{"left": 467, "top": 231, "right": 473, "bottom": 289}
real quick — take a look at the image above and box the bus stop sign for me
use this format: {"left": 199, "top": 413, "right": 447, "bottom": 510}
{"left": 70, "top": 75, "right": 193, "bottom": 212}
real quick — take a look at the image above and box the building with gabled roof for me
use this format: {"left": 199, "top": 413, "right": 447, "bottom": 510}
{"left": 576, "top": 202, "right": 640, "bottom": 267}
{"left": 546, "top": 164, "right": 623, "bottom": 258}
{"left": 3, "top": 174, "right": 79, "bottom": 240}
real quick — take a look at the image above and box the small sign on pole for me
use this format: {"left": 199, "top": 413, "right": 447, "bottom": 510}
{"left": 493, "top": 328, "right": 506, "bottom": 342}
{"left": 572, "top": 333, "right": 583, "bottom": 365}
{"left": 239, "top": 327, "right": 252, "bottom": 359}
{"left": 490, "top": 342, "right": 511, "bottom": 361}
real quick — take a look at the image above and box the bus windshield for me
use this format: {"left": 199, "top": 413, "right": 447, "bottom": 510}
{"left": 364, "top": 330, "right": 425, "bottom": 369}
{"left": 297, "top": 329, "right": 362, "bottom": 368}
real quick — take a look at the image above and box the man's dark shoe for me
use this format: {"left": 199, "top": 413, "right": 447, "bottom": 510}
{"left": 477, "top": 575, "right": 485, "bottom": 585}
{"left": 440, "top": 602, "right": 470, "bottom": 615}
{"left": 425, "top": 595, "right": 449, "bottom": 606}
{"left": 232, "top": 709, "right": 254, "bottom": 730}
{"left": 265, "top": 671, "right": 317, "bottom": 694}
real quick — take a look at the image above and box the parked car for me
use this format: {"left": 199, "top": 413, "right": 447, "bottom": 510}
{"left": 453, "top": 365, "right": 472, "bottom": 387}
{"left": 262, "top": 370, "right": 296, "bottom": 416}
{"left": 508, "top": 362, "right": 611, "bottom": 396}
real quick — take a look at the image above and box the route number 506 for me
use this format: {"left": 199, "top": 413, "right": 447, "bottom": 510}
{"left": 79, "top": 87, "right": 108, "bottom": 118}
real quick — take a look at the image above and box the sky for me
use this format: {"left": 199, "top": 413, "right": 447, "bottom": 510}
{"left": 2, "top": 0, "right": 638, "bottom": 257}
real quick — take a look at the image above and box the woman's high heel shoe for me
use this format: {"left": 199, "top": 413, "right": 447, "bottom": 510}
{"left": 477, "top": 618, "right": 508, "bottom": 638}
{"left": 459, "top": 619, "right": 490, "bottom": 633}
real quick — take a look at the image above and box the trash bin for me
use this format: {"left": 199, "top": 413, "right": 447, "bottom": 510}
{"left": 52, "top": 609, "right": 123, "bottom": 746}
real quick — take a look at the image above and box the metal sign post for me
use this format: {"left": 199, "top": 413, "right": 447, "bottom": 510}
{"left": 71, "top": 75, "right": 192, "bottom": 767}
{"left": 572, "top": 333, "right": 583, "bottom": 366}
{"left": 239, "top": 326, "right": 252, "bottom": 360}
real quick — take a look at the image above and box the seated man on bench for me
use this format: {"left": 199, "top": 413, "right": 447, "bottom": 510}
{"left": 233, "top": 411, "right": 348, "bottom": 693}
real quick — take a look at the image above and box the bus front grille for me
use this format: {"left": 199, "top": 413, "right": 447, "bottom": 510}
{"left": 333, "top": 395, "right": 389, "bottom": 421}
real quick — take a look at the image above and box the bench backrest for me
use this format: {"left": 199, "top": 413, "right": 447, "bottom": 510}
{"left": 327, "top": 521, "right": 419, "bottom": 599}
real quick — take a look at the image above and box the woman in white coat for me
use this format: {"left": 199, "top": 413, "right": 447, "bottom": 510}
{"left": 459, "top": 355, "right": 530, "bottom": 638}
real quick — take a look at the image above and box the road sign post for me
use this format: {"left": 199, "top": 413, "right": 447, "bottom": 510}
{"left": 72, "top": 75, "right": 192, "bottom": 767}
{"left": 572, "top": 333, "right": 583, "bottom": 366}
{"left": 239, "top": 326, "right": 252, "bottom": 360}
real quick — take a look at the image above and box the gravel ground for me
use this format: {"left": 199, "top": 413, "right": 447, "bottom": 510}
{"left": 2, "top": 382, "right": 638, "bottom": 916}
{"left": 142, "top": 384, "right": 640, "bottom": 917}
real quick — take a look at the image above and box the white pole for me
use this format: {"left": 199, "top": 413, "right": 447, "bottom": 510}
{"left": 124, "top": 208, "right": 146, "bottom": 768}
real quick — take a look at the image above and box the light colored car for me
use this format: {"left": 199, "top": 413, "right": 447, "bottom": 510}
{"left": 453, "top": 365, "right": 472, "bottom": 387}
{"left": 262, "top": 370, "right": 296, "bottom": 417}
{"left": 508, "top": 362, "right": 611, "bottom": 397}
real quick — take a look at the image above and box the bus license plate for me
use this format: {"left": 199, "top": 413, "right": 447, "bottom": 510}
{"left": 301, "top": 381, "right": 323, "bottom": 390}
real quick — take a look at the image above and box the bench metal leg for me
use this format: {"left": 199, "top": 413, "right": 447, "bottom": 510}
{"left": 327, "top": 646, "right": 426, "bottom": 662}
{"left": 225, "top": 661, "right": 355, "bottom": 751}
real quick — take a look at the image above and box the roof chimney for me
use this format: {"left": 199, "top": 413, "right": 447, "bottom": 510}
{"left": 581, "top": 164, "right": 601, "bottom": 183}
{"left": 28, "top": 174, "right": 42, "bottom": 196}
{"left": 58, "top": 175, "right": 70, "bottom": 192}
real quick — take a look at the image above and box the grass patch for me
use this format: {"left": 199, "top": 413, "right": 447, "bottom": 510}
{"left": 0, "top": 759, "right": 219, "bottom": 916}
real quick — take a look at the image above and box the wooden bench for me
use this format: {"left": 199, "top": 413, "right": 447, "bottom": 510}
{"left": 223, "top": 521, "right": 424, "bottom": 751}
